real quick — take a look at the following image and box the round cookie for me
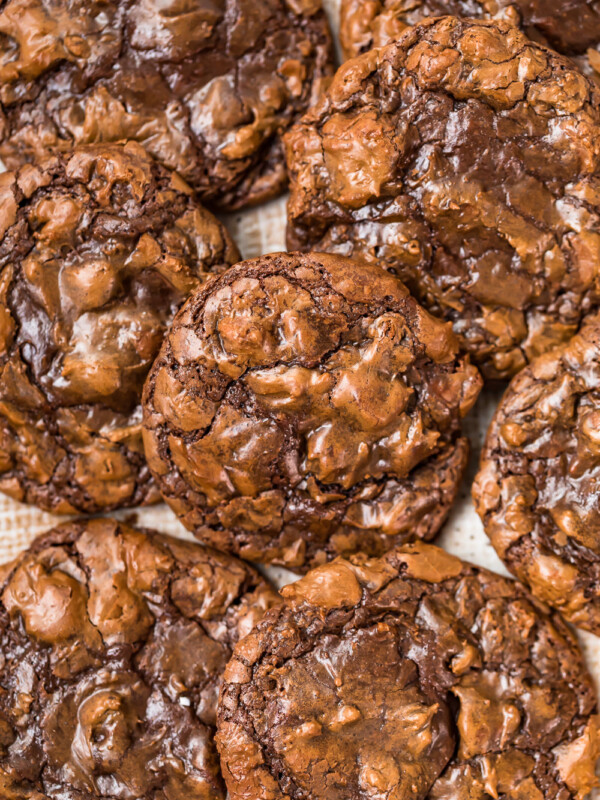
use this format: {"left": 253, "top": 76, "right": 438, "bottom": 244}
{"left": 339, "top": 0, "right": 600, "bottom": 81}
{"left": 217, "top": 543, "right": 600, "bottom": 800}
{"left": 285, "top": 16, "right": 600, "bottom": 379}
{"left": 0, "top": 141, "right": 239, "bottom": 514}
{"left": 474, "top": 312, "right": 600, "bottom": 634}
{"left": 142, "top": 251, "right": 482, "bottom": 571}
{"left": 0, "top": 0, "right": 334, "bottom": 212}
{"left": 0, "top": 517, "right": 279, "bottom": 800}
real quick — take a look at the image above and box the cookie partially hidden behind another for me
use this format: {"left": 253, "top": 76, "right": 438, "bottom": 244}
{"left": 0, "top": 518, "right": 279, "bottom": 800}
{"left": 339, "top": 0, "right": 600, "bottom": 82}
{"left": 285, "top": 16, "right": 600, "bottom": 379}
{"left": 0, "top": 0, "right": 334, "bottom": 211}
{"left": 474, "top": 312, "right": 600, "bottom": 635}
{"left": 0, "top": 141, "right": 239, "bottom": 514}
{"left": 217, "top": 543, "right": 600, "bottom": 800}
{"left": 143, "top": 251, "right": 482, "bottom": 571}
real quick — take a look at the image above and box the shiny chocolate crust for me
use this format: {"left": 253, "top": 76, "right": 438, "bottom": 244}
{"left": 0, "top": 0, "right": 334, "bottom": 212}
{"left": 0, "top": 141, "right": 239, "bottom": 514}
{"left": 473, "top": 312, "right": 600, "bottom": 635}
{"left": 216, "top": 542, "right": 600, "bottom": 800}
{"left": 142, "top": 251, "right": 482, "bottom": 571}
{"left": 339, "top": 0, "right": 600, "bottom": 81}
{"left": 285, "top": 16, "right": 600, "bottom": 379}
{"left": 0, "top": 517, "right": 279, "bottom": 800}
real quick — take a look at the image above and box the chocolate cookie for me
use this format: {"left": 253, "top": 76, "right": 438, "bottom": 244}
{"left": 0, "top": 517, "right": 279, "bottom": 800}
{"left": 0, "top": 141, "right": 239, "bottom": 514}
{"left": 217, "top": 543, "right": 600, "bottom": 800}
{"left": 339, "top": 0, "right": 600, "bottom": 82}
{"left": 474, "top": 312, "right": 600, "bottom": 635}
{"left": 285, "top": 16, "right": 600, "bottom": 379}
{"left": 0, "top": 0, "right": 334, "bottom": 212}
{"left": 142, "top": 251, "right": 482, "bottom": 571}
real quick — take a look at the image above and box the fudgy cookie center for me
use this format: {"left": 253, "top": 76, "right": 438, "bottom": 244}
{"left": 261, "top": 623, "right": 454, "bottom": 800}
{"left": 162, "top": 268, "right": 476, "bottom": 505}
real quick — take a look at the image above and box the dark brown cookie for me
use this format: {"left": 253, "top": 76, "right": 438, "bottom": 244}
{"left": 142, "top": 251, "right": 482, "bottom": 571}
{"left": 473, "top": 312, "right": 600, "bottom": 635}
{"left": 0, "top": 141, "right": 239, "bottom": 514}
{"left": 339, "top": 0, "right": 600, "bottom": 82}
{"left": 285, "top": 16, "right": 600, "bottom": 379}
{"left": 0, "top": 0, "right": 334, "bottom": 212}
{"left": 0, "top": 517, "right": 279, "bottom": 800}
{"left": 217, "top": 543, "right": 600, "bottom": 800}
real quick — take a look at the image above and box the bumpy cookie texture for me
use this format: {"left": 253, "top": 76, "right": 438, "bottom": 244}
{"left": 285, "top": 16, "right": 600, "bottom": 379}
{"left": 339, "top": 0, "right": 600, "bottom": 81}
{"left": 0, "top": 141, "right": 239, "bottom": 514}
{"left": 143, "top": 252, "right": 482, "bottom": 571}
{"left": 0, "top": 0, "right": 333, "bottom": 211}
{"left": 473, "top": 312, "right": 600, "bottom": 635}
{"left": 0, "top": 518, "right": 279, "bottom": 800}
{"left": 217, "top": 542, "right": 600, "bottom": 800}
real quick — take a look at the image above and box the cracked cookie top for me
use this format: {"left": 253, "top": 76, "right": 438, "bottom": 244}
{"left": 0, "top": 141, "right": 239, "bottom": 514}
{"left": 0, "top": 0, "right": 334, "bottom": 211}
{"left": 339, "top": 0, "right": 600, "bottom": 81}
{"left": 217, "top": 542, "right": 600, "bottom": 800}
{"left": 142, "top": 251, "right": 482, "bottom": 571}
{"left": 474, "top": 311, "right": 600, "bottom": 635}
{"left": 285, "top": 16, "right": 600, "bottom": 379}
{"left": 0, "top": 517, "right": 279, "bottom": 800}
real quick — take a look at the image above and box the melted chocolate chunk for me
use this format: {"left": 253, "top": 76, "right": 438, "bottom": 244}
{"left": 142, "top": 251, "right": 482, "bottom": 571}
{"left": 217, "top": 543, "right": 600, "bottom": 800}
{"left": 285, "top": 16, "right": 600, "bottom": 379}
{"left": 0, "top": 141, "right": 239, "bottom": 513}
{"left": 0, "top": 518, "right": 279, "bottom": 800}
{"left": 0, "top": 0, "right": 334, "bottom": 211}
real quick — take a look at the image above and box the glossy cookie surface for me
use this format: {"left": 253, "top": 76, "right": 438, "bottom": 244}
{"left": 0, "top": 141, "right": 239, "bottom": 513}
{"left": 0, "top": 518, "right": 279, "bottom": 800}
{"left": 0, "top": 0, "right": 334, "bottom": 211}
{"left": 217, "top": 543, "right": 600, "bottom": 800}
{"left": 339, "top": 0, "right": 600, "bottom": 82}
{"left": 286, "top": 16, "right": 600, "bottom": 379}
{"left": 143, "top": 251, "right": 482, "bottom": 571}
{"left": 474, "top": 311, "right": 600, "bottom": 634}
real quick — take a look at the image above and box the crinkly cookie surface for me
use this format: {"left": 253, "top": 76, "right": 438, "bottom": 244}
{"left": 217, "top": 543, "right": 600, "bottom": 800}
{"left": 286, "top": 16, "right": 600, "bottom": 378}
{"left": 142, "top": 252, "right": 482, "bottom": 571}
{"left": 0, "top": 0, "right": 334, "bottom": 210}
{"left": 0, "top": 518, "right": 279, "bottom": 799}
{"left": 474, "top": 311, "right": 600, "bottom": 634}
{"left": 0, "top": 142, "right": 239, "bottom": 513}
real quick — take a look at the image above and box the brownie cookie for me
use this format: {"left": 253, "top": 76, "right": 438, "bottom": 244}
{"left": 0, "top": 0, "right": 334, "bottom": 212}
{"left": 473, "top": 312, "right": 600, "bottom": 634}
{"left": 0, "top": 517, "right": 279, "bottom": 800}
{"left": 339, "top": 0, "right": 600, "bottom": 82}
{"left": 285, "top": 16, "right": 600, "bottom": 379}
{"left": 0, "top": 141, "right": 239, "bottom": 514}
{"left": 143, "top": 252, "right": 482, "bottom": 571}
{"left": 217, "top": 543, "right": 600, "bottom": 800}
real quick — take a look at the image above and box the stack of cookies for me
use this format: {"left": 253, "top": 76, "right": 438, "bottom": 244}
{"left": 0, "top": 1, "right": 600, "bottom": 798}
